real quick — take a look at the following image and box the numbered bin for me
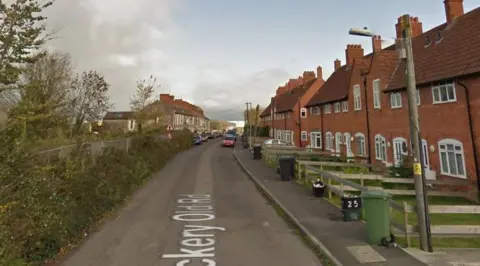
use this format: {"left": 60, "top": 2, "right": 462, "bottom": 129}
{"left": 340, "top": 195, "right": 362, "bottom": 222}
{"left": 361, "top": 191, "right": 392, "bottom": 245}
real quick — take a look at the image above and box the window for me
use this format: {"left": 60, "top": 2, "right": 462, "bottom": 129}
{"left": 325, "top": 132, "right": 333, "bottom": 150}
{"left": 374, "top": 134, "right": 387, "bottom": 161}
{"left": 324, "top": 104, "right": 331, "bottom": 114}
{"left": 334, "top": 102, "right": 340, "bottom": 113}
{"left": 309, "top": 107, "right": 314, "bottom": 115}
{"left": 300, "top": 108, "right": 307, "bottom": 118}
{"left": 310, "top": 132, "right": 322, "bottom": 148}
{"left": 285, "top": 131, "right": 291, "bottom": 143}
{"left": 353, "top": 85, "right": 361, "bottom": 110}
{"left": 355, "top": 133, "right": 366, "bottom": 155}
{"left": 342, "top": 101, "right": 348, "bottom": 112}
{"left": 314, "top": 106, "right": 321, "bottom": 115}
{"left": 416, "top": 89, "right": 420, "bottom": 105}
{"left": 301, "top": 131, "right": 308, "bottom": 141}
{"left": 438, "top": 139, "right": 466, "bottom": 178}
{"left": 432, "top": 82, "right": 456, "bottom": 104}
{"left": 373, "top": 79, "right": 381, "bottom": 109}
{"left": 390, "top": 92, "right": 402, "bottom": 108}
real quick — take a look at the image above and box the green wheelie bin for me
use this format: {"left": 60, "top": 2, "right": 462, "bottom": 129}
{"left": 361, "top": 190, "right": 392, "bottom": 245}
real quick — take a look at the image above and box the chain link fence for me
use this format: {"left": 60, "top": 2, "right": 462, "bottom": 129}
{"left": 37, "top": 134, "right": 168, "bottom": 163}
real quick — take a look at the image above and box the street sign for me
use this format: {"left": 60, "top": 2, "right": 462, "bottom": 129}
{"left": 166, "top": 124, "right": 173, "bottom": 131}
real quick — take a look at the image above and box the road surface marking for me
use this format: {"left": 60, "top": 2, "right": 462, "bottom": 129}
{"left": 346, "top": 245, "right": 387, "bottom": 263}
{"left": 161, "top": 194, "right": 226, "bottom": 265}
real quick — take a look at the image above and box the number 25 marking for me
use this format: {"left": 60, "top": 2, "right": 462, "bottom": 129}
{"left": 347, "top": 200, "right": 359, "bottom": 208}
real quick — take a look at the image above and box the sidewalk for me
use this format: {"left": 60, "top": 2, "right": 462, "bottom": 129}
{"left": 234, "top": 146, "right": 426, "bottom": 266}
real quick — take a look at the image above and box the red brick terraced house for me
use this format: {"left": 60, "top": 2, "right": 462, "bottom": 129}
{"left": 260, "top": 67, "right": 324, "bottom": 147}
{"left": 303, "top": 0, "right": 480, "bottom": 199}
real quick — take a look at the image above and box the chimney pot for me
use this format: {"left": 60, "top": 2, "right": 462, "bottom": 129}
{"left": 334, "top": 59, "right": 341, "bottom": 70}
{"left": 316, "top": 66, "right": 323, "bottom": 79}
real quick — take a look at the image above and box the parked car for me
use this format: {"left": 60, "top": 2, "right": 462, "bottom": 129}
{"left": 201, "top": 133, "right": 208, "bottom": 142}
{"left": 192, "top": 135, "right": 202, "bottom": 145}
{"left": 222, "top": 135, "right": 236, "bottom": 147}
{"left": 206, "top": 132, "right": 214, "bottom": 139}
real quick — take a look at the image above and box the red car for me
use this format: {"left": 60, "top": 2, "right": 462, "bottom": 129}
{"left": 222, "top": 135, "right": 235, "bottom": 147}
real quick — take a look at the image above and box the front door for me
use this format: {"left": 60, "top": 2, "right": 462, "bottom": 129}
{"left": 393, "top": 138, "right": 407, "bottom": 166}
{"left": 335, "top": 132, "right": 342, "bottom": 157}
{"left": 344, "top": 133, "right": 352, "bottom": 157}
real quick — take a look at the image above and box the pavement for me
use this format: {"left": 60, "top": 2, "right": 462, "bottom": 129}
{"left": 59, "top": 139, "right": 321, "bottom": 266}
{"left": 233, "top": 145, "right": 427, "bottom": 266}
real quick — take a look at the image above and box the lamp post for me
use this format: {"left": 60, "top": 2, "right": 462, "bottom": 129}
{"left": 349, "top": 19, "right": 432, "bottom": 252}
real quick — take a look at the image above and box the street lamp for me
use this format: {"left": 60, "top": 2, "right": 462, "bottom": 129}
{"left": 349, "top": 16, "right": 432, "bottom": 252}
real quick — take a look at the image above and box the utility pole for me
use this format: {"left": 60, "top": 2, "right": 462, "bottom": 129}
{"left": 248, "top": 102, "right": 253, "bottom": 148}
{"left": 402, "top": 14, "right": 432, "bottom": 252}
{"left": 244, "top": 102, "right": 249, "bottom": 135}
{"left": 245, "top": 102, "right": 250, "bottom": 147}
{"left": 253, "top": 104, "right": 259, "bottom": 145}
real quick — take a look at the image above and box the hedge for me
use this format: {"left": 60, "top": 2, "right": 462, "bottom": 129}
{"left": 0, "top": 130, "right": 193, "bottom": 265}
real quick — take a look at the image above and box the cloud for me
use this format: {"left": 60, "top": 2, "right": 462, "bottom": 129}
{"left": 193, "top": 68, "right": 290, "bottom": 120}
{"left": 43, "top": 0, "right": 184, "bottom": 110}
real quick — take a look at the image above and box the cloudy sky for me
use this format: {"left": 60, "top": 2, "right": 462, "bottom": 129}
{"left": 44, "top": 0, "right": 478, "bottom": 121}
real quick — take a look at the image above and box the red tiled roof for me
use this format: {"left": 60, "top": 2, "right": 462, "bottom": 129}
{"left": 386, "top": 7, "right": 480, "bottom": 91}
{"left": 305, "top": 66, "right": 352, "bottom": 107}
{"left": 260, "top": 103, "right": 272, "bottom": 117}
{"left": 274, "top": 78, "right": 317, "bottom": 112}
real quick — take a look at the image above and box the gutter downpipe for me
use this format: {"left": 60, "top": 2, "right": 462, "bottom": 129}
{"left": 320, "top": 105, "right": 325, "bottom": 152}
{"left": 363, "top": 76, "right": 372, "bottom": 167}
{"left": 457, "top": 80, "right": 480, "bottom": 199}
{"left": 298, "top": 100, "right": 302, "bottom": 147}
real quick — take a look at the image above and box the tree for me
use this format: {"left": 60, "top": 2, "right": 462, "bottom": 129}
{"left": 0, "top": 0, "right": 54, "bottom": 89}
{"left": 7, "top": 51, "right": 73, "bottom": 139}
{"left": 68, "top": 70, "right": 110, "bottom": 136}
{"left": 210, "top": 120, "right": 221, "bottom": 130}
{"left": 130, "top": 75, "right": 161, "bottom": 133}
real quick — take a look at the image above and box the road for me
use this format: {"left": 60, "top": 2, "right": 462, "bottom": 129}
{"left": 60, "top": 139, "right": 321, "bottom": 266}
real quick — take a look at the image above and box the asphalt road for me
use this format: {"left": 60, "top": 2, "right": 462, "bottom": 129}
{"left": 60, "top": 139, "right": 320, "bottom": 266}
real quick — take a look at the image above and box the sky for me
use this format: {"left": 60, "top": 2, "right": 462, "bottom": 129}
{"left": 44, "top": 0, "right": 478, "bottom": 121}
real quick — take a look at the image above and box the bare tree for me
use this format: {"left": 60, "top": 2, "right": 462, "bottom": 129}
{"left": 0, "top": 0, "right": 54, "bottom": 89}
{"left": 130, "top": 75, "right": 161, "bottom": 132}
{"left": 69, "top": 70, "right": 111, "bottom": 136}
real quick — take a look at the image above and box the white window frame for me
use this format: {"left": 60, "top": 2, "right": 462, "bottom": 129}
{"left": 416, "top": 89, "right": 420, "bottom": 106}
{"left": 355, "top": 132, "right": 366, "bottom": 155}
{"left": 342, "top": 101, "right": 348, "bottom": 112}
{"left": 374, "top": 134, "right": 387, "bottom": 161}
{"left": 300, "top": 108, "right": 307, "bottom": 118}
{"left": 310, "top": 131, "right": 322, "bottom": 148}
{"left": 314, "top": 106, "right": 321, "bottom": 115}
{"left": 325, "top": 132, "right": 333, "bottom": 151}
{"left": 285, "top": 130, "right": 292, "bottom": 143}
{"left": 438, "top": 139, "right": 467, "bottom": 179}
{"left": 373, "top": 79, "right": 381, "bottom": 109}
{"left": 301, "top": 131, "right": 308, "bottom": 141}
{"left": 324, "top": 104, "right": 331, "bottom": 114}
{"left": 353, "top": 85, "right": 361, "bottom": 110}
{"left": 334, "top": 102, "right": 340, "bottom": 113}
{"left": 392, "top": 137, "right": 408, "bottom": 166}
{"left": 432, "top": 82, "right": 456, "bottom": 104}
{"left": 390, "top": 92, "right": 402, "bottom": 109}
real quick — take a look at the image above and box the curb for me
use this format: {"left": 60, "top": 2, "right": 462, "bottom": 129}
{"left": 233, "top": 148, "right": 343, "bottom": 266}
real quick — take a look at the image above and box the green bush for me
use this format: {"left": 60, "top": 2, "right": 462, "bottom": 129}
{"left": 0, "top": 130, "right": 192, "bottom": 265}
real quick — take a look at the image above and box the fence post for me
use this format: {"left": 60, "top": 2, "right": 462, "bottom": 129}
{"left": 126, "top": 137, "right": 130, "bottom": 153}
{"left": 328, "top": 178, "right": 332, "bottom": 199}
{"left": 297, "top": 162, "right": 302, "bottom": 181}
{"left": 403, "top": 201, "right": 411, "bottom": 247}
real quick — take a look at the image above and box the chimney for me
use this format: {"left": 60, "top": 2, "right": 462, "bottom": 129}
{"left": 297, "top": 76, "right": 304, "bottom": 86}
{"left": 160, "top": 93, "right": 174, "bottom": 102}
{"left": 395, "top": 16, "right": 423, "bottom": 39}
{"left": 345, "top": 44, "right": 364, "bottom": 65}
{"left": 276, "top": 86, "right": 286, "bottom": 95}
{"left": 372, "top": 35, "right": 382, "bottom": 52}
{"left": 302, "top": 71, "right": 316, "bottom": 83}
{"left": 287, "top": 78, "right": 296, "bottom": 90}
{"left": 444, "top": 0, "right": 464, "bottom": 23}
{"left": 334, "top": 59, "right": 341, "bottom": 70}
{"left": 316, "top": 66, "right": 323, "bottom": 80}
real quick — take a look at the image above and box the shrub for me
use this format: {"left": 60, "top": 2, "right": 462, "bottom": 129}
{"left": 0, "top": 130, "right": 192, "bottom": 265}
